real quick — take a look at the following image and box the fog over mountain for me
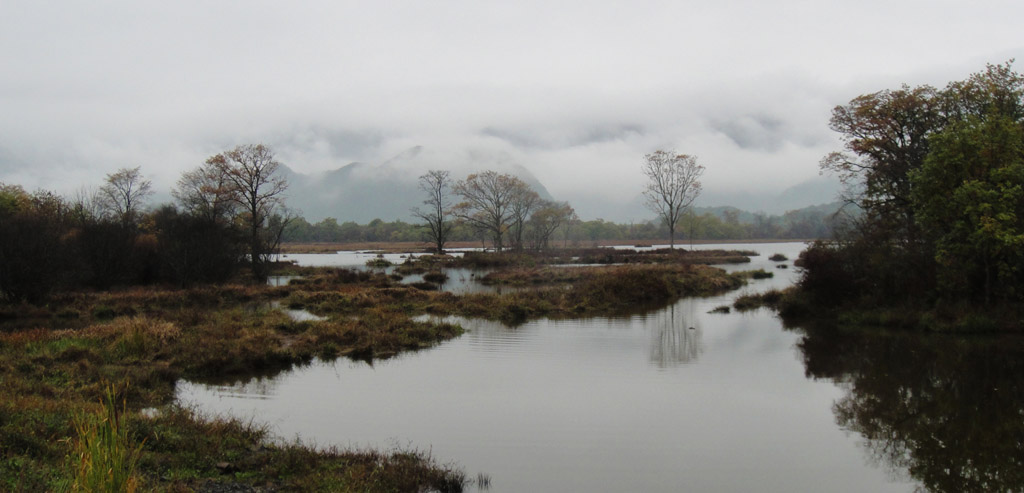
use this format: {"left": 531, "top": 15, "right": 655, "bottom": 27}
{"left": 279, "top": 145, "right": 841, "bottom": 223}
{"left": 1, "top": 2, "right": 1019, "bottom": 220}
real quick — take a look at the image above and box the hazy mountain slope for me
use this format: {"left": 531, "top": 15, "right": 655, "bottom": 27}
{"left": 562, "top": 175, "right": 843, "bottom": 223}
{"left": 282, "top": 146, "right": 553, "bottom": 222}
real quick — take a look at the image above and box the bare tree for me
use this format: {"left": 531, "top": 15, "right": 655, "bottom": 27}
{"left": 217, "top": 144, "right": 289, "bottom": 280}
{"left": 411, "top": 170, "right": 455, "bottom": 254}
{"left": 453, "top": 171, "right": 522, "bottom": 252}
{"left": 69, "top": 186, "right": 104, "bottom": 224}
{"left": 264, "top": 211, "right": 295, "bottom": 265}
{"left": 649, "top": 304, "right": 703, "bottom": 367}
{"left": 97, "top": 166, "right": 153, "bottom": 229}
{"left": 527, "top": 201, "right": 576, "bottom": 250}
{"left": 641, "top": 150, "right": 704, "bottom": 248}
{"left": 173, "top": 155, "right": 238, "bottom": 224}
{"left": 508, "top": 181, "right": 541, "bottom": 251}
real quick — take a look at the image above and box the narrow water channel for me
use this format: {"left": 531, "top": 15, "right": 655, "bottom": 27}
{"left": 177, "top": 243, "right": 920, "bottom": 492}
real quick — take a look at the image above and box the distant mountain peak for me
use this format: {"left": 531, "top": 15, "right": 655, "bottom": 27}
{"left": 382, "top": 145, "right": 424, "bottom": 165}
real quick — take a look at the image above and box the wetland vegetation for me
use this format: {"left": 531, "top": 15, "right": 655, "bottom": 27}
{"left": 0, "top": 244, "right": 756, "bottom": 491}
{"left": 0, "top": 282, "right": 466, "bottom": 491}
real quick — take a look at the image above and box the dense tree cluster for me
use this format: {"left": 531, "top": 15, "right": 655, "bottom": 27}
{"left": 0, "top": 144, "right": 290, "bottom": 302}
{"left": 801, "top": 62, "right": 1024, "bottom": 308}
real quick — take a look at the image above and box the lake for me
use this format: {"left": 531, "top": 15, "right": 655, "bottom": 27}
{"left": 179, "top": 242, "right": 1017, "bottom": 492}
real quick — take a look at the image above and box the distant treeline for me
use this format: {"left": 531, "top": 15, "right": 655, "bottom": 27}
{"left": 283, "top": 202, "right": 841, "bottom": 244}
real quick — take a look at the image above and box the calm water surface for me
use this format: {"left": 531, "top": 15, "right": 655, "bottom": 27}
{"left": 179, "top": 243, "right": 926, "bottom": 492}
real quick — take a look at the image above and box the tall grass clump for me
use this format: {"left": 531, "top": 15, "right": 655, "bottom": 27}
{"left": 67, "top": 386, "right": 144, "bottom": 492}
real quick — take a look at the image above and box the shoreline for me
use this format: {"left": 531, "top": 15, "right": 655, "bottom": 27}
{"left": 280, "top": 238, "right": 812, "bottom": 254}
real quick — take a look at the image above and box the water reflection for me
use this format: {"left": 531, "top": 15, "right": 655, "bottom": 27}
{"left": 796, "top": 327, "right": 1024, "bottom": 492}
{"left": 648, "top": 304, "right": 703, "bottom": 367}
{"left": 204, "top": 377, "right": 280, "bottom": 400}
{"left": 267, "top": 301, "right": 327, "bottom": 322}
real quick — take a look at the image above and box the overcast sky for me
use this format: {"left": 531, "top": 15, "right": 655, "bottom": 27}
{"left": 2, "top": 1, "right": 1022, "bottom": 214}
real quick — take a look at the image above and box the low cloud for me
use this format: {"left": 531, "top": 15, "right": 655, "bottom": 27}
{"left": 1, "top": 2, "right": 1020, "bottom": 219}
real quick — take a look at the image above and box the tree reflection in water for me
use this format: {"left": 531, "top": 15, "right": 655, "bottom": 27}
{"left": 649, "top": 304, "right": 703, "bottom": 367}
{"left": 796, "top": 326, "right": 1024, "bottom": 492}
